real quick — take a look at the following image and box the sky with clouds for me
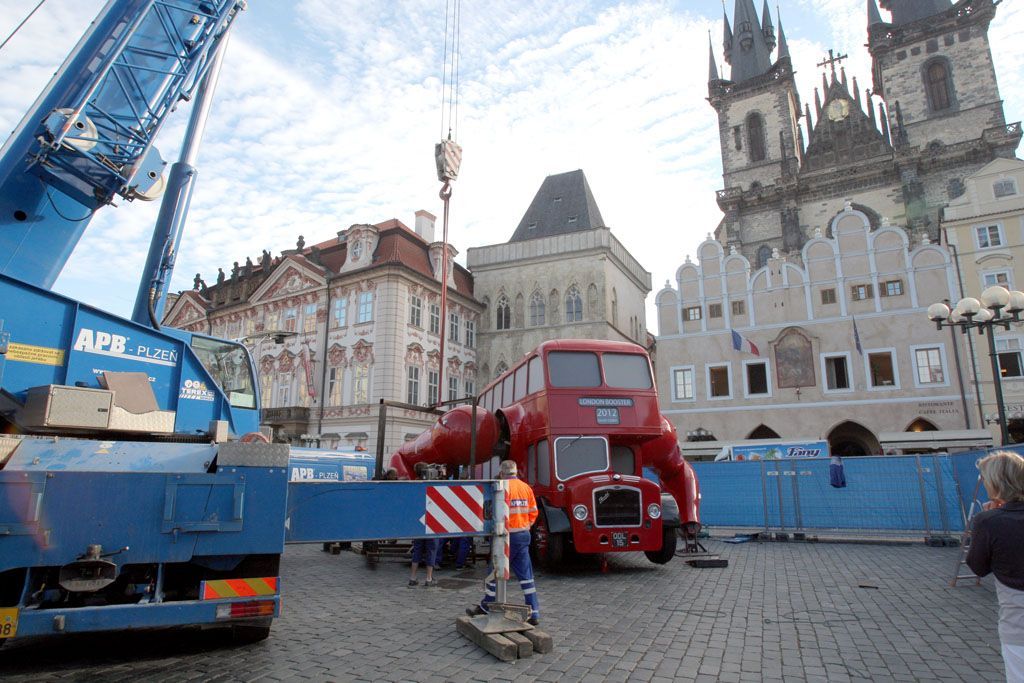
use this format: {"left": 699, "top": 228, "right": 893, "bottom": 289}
{"left": 1, "top": 0, "right": 1022, "bottom": 327}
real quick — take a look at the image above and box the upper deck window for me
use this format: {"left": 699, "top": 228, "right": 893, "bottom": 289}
{"left": 603, "top": 353, "right": 652, "bottom": 389}
{"left": 548, "top": 351, "right": 601, "bottom": 388}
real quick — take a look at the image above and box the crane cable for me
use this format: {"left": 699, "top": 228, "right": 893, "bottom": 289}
{"left": 0, "top": 0, "right": 47, "bottom": 53}
{"left": 435, "top": 0, "right": 461, "bottom": 409}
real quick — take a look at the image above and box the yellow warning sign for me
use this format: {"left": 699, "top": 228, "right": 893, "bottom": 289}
{"left": 6, "top": 343, "right": 66, "bottom": 367}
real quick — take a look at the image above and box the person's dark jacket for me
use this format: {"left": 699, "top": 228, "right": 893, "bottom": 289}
{"left": 966, "top": 501, "right": 1024, "bottom": 590}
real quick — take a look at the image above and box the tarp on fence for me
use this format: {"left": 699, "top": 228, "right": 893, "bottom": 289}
{"left": 689, "top": 447, "right": 1024, "bottom": 535}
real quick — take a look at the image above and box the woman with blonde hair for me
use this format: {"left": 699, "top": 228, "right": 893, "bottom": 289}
{"left": 967, "top": 450, "right": 1024, "bottom": 682}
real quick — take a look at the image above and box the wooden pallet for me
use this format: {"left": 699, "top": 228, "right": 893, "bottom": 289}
{"left": 456, "top": 616, "right": 553, "bottom": 661}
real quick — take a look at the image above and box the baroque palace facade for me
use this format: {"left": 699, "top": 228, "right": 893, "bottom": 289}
{"left": 163, "top": 212, "right": 482, "bottom": 452}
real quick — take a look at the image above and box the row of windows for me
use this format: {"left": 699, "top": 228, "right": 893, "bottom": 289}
{"left": 680, "top": 281, "right": 908, "bottom": 323}
{"left": 405, "top": 366, "right": 475, "bottom": 406}
{"left": 670, "top": 345, "right": 949, "bottom": 401}
{"left": 495, "top": 287, "right": 587, "bottom": 330}
{"left": 408, "top": 296, "right": 476, "bottom": 347}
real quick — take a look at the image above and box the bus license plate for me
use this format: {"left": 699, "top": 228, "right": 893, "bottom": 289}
{"left": 0, "top": 607, "right": 18, "bottom": 639}
{"left": 612, "top": 532, "right": 628, "bottom": 548}
{"left": 596, "top": 407, "right": 619, "bottom": 425}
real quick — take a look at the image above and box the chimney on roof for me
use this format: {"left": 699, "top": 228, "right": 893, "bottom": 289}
{"left": 415, "top": 210, "right": 436, "bottom": 242}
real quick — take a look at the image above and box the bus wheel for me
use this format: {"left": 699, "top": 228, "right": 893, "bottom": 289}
{"left": 644, "top": 527, "right": 677, "bottom": 565}
{"left": 531, "top": 511, "right": 564, "bottom": 569}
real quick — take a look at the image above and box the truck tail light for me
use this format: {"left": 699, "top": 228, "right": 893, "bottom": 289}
{"left": 215, "top": 600, "right": 275, "bottom": 620}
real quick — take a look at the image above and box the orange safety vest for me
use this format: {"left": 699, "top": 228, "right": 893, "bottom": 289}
{"left": 506, "top": 478, "right": 539, "bottom": 531}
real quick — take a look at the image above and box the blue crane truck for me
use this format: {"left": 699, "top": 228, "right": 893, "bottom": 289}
{"left": 0, "top": 0, "right": 495, "bottom": 646}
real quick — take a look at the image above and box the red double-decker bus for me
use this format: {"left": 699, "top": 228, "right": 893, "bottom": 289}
{"left": 390, "top": 339, "right": 700, "bottom": 567}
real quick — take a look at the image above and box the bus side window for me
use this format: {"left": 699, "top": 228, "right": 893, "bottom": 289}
{"left": 610, "top": 445, "right": 636, "bottom": 475}
{"left": 514, "top": 364, "right": 528, "bottom": 402}
{"left": 527, "top": 355, "right": 544, "bottom": 393}
{"left": 526, "top": 443, "right": 536, "bottom": 484}
{"left": 536, "top": 439, "right": 551, "bottom": 487}
{"left": 502, "top": 375, "right": 514, "bottom": 407}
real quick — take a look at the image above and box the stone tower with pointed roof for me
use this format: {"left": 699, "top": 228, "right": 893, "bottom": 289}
{"left": 709, "top": 0, "right": 1020, "bottom": 264}
{"left": 467, "top": 170, "right": 652, "bottom": 382}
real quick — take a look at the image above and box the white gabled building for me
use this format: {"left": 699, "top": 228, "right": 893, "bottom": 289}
{"left": 655, "top": 204, "right": 990, "bottom": 458}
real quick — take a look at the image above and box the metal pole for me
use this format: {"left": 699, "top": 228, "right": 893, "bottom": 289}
{"left": 132, "top": 32, "right": 231, "bottom": 326}
{"left": 775, "top": 461, "right": 785, "bottom": 532}
{"left": 932, "top": 454, "right": 950, "bottom": 535}
{"left": 469, "top": 396, "right": 478, "bottom": 476}
{"left": 984, "top": 325, "right": 1011, "bottom": 445}
{"left": 760, "top": 460, "right": 770, "bottom": 536}
{"left": 374, "top": 399, "right": 388, "bottom": 480}
{"left": 491, "top": 479, "right": 509, "bottom": 605}
{"left": 915, "top": 454, "right": 932, "bottom": 536}
{"left": 944, "top": 299, "right": 972, "bottom": 429}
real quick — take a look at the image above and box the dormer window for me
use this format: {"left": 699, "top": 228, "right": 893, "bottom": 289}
{"left": 553, "top": 197, "right": 562, "bottom": 203}
{"left": 567, "top": 215, "right": 578, "bottom": 225}
{"left": 351, "top": 240, "right": 363, "bottom": 260}
{"left": 528, "top": 222, "right": 537, "bottom": 230}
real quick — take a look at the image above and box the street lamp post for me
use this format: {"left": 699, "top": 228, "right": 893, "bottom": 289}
{"left": 927, "top": 286, "right": 1024, "bottom": 446}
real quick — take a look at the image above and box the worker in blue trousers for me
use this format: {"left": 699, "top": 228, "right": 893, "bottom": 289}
{"left": 466, "top": 460, "right": 540, "bottom": 625}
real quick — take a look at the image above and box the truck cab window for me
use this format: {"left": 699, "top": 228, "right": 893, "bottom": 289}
{"left": 191, "top": 336, "right": 257, "bottom": 409}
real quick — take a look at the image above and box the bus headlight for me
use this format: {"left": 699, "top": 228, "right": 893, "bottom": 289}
{"left": 572, "top": 504, "right": 588, "bottom": 521}
{"left": 647, "top": 503, "right": 662, "bottom": 519}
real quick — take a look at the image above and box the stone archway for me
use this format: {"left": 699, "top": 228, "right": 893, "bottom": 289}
{"left": 747, "top": 424, "right": 780, "bottom": 439}
{"left": 827, "top": 421, "right": 881, "bottom": 456}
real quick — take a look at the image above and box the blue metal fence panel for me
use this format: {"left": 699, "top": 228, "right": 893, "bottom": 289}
{"left": 691, "top": 447, "right": 1017, "bottom": 535}
{"left": 689, "top": 461, "right": 766, "bottom": 528}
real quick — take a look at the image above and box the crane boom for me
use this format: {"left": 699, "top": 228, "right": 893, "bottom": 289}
{"left": 0, "top": 0, "right": 244, "bottom": 290}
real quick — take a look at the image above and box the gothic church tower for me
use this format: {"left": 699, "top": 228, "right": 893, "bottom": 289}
{"left": 708, "top": 0, "right": 803, "bottom": 264}
{"left": 708, "top": 0, "right": 1020, "bottom": 264}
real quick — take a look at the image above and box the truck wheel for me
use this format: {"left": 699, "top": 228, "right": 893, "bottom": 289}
{"left": 531, "top": 511, "right": 564, "bottom": 569}
{"left": 644, "top": 527, "right": 677, "bottom": 565}
{"left": 231, "top": 618, "right": 272, "bottom": 644}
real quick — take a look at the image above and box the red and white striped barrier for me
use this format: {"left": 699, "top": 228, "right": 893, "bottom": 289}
{"left": 421, "top": 484, "right": 485, "bottom": 534}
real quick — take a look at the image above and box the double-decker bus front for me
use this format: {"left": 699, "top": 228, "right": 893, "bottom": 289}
{"left": 490, "top": 340, "right": 679, "bottom": 566}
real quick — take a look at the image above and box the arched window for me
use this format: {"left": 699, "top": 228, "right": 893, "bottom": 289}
{"left": 565, "top": 286, "right": 583, "bottom": 322}
{"left": 756, "top": 245, "right": 772, "bottom": 268}
{"left": 924, "top": 60, "right": 952, "bottom": 111}
{"left": 496, "top": 295, "right": 511, "bottom": 330}
{"left": 529, "top": 291, "right": 545, "bottom": 326}
{"left": 746, "top": 113, "right": 766, "bottom": 162}
{"left": 494, "top": 362, "right": 508, "bottom": 379}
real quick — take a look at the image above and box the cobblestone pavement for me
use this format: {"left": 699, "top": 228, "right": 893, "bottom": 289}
{"left": 0, "top": 539, "right": 1006, "bottom": 682}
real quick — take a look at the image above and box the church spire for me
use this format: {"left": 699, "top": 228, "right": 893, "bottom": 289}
{"left": 777, "top": 13, "right": 790, "bottom": 62}
{"left": 726, "top": 0, "right": 774, "bottom": 83}
{"left": 709, "top": 33, "right": 720, "bottom": 82}
{"left": 723, "top": 7, "right": 733, "bottom": 66}
{"left": 867, "top": 0, "right": 884, "bottom": 26}
{"left": 761, "top": 0, "right": 776, "bottom": 53}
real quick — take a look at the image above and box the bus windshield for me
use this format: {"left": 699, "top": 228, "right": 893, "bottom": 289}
{"left": 603, "top": 353, "right": 653, "bottom": 389}
{"left": 191, "top": 337, "right": 257, "bottom": 409}
{"left": 554, "top": 436, "right": 609, "bottom": 480}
